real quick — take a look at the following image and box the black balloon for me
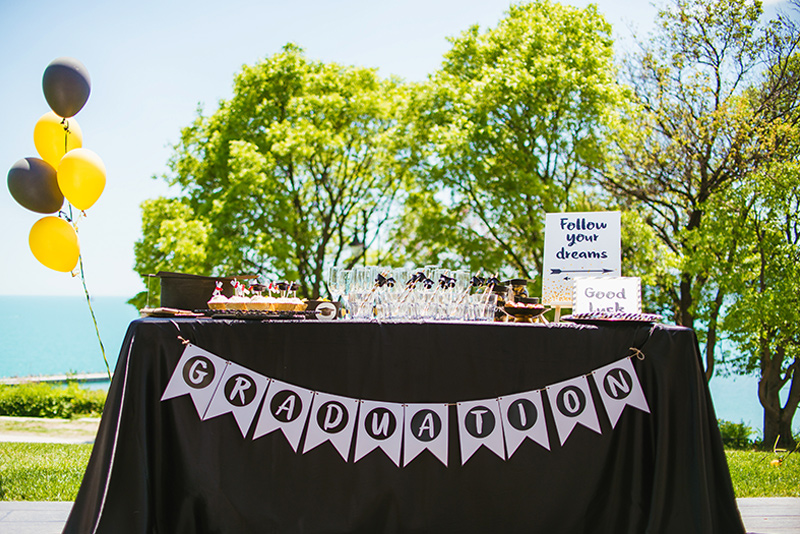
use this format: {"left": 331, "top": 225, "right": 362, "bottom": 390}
{"left": 7, "top": 157, "right": 64, "bottom": 214}
{"left": 42, "top": 57, "right": 91, "bottom": 118}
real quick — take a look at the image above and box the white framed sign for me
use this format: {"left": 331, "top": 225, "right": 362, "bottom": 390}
{"left": 572, "top": 277, "right": 641, "bottom": 315}
{"left": 542, "top": 211, "right": 621, "bottom": 306}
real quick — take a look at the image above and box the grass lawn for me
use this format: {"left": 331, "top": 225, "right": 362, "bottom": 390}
{"left": 0, "top": 442, "right": 93, "bottom": 501}
{"left": 0, "top": 442, "right": 798, "bottom": 501}
{"left": 726, "top": 448, "right": 800, "bottom": 497}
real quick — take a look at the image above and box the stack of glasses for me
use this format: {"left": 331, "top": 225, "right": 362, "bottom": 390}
{"left": 325, "top": 266, "right": 499, "bottom": 321}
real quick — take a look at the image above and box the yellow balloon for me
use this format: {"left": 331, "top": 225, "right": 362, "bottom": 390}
{"left": 28, "top": 216, "right": 80, "bottom": 272}
{"left": 33, "top": 111, "right": 83, "bottom": 168}
{"left": 57, "top": 148, "right": 106, "bottom": 210}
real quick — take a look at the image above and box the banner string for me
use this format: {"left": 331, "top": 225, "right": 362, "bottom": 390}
{"left": 628, "top": 347, "right": 646, "bottom": 360}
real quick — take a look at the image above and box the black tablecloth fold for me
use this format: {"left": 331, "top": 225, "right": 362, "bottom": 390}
{"left": 63, "top": 318, "right": 745, "bottom": 534}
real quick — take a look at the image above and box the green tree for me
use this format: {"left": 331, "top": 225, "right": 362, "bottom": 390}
{"left": 599, "top": 0, "right": 800, "bottom": 381}
{"left": 133, "top": 44, "right": 414, "bottom": 301}
{"left": 702, "top": 159, "right": 800, "bottom": 449}
{"left": 392, "top": 0, "right": 625, "bottom": 280}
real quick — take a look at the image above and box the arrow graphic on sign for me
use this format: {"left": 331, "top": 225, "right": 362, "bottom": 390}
{"left": 550, "top": 268, "right": 614, "bottom": 275}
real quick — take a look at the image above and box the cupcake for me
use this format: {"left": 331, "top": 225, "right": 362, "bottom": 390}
{"left": 207, "top": 281, "right": 228, "bottom": 310}
{"left": 226, "top": 295, "right": 249, "bottom": 310}
{"left": 226, "top": 280, "right": 249, "bottom": 310}
{"left": 248, "top": 294, "right": 273, "bottom": 312}
{"left": 273, "top": 297, "right": 295, "bottom": 312}
{"left": 207, "top": 293, "right": 229, "bottom": 310}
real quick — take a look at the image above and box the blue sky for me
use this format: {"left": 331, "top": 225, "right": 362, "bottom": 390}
{"left": 0, "top": 0, "right": 791, "bottom": 296}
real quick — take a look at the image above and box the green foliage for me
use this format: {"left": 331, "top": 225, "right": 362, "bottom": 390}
{"left": 395, "top": 0, "right": 624, "bottom": 279}
{"left": 135, "top": 44, "right": 415, "bottom": 299}
{"left": 726, "top": 449, "right": 800, "bottom": 497}
{"left": 719, "top": 419, "right": 755, "bottom": 449}
{"left": 0, "top": 383, "right": 106, "bottom": 419}
{"left": 0, "top": 442, "right": 93, "bottom": 501}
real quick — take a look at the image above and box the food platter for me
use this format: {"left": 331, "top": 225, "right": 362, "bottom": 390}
{"left": 561, "top": 312, "right": 662, "bottom": 325}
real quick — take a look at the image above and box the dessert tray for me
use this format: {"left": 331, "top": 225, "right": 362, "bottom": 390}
{"left": 503, "top": 303, "right": 547, "bottom": 319}
{"left": 561, "top": 312, "right": 662, "bottom": 325}
{"left": 199, "top": 309, "right": 317, "bottom": 320}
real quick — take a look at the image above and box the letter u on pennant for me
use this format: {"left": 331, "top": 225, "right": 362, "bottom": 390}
{"left": 354, "top": 400, "right": 404, "bottom": 466}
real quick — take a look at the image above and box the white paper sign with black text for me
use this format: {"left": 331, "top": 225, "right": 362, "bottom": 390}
{"left": 457, "top": 398, "right": 506, "bottom": 464}
{"left": 252, "top": 379, "right": 314, "bottom": 452}
{"left": 499, "top": 389, "right": 550, "bottom": 457}
{"left": 547, "top": 375, "right": 601, "bottom": 446}
{"left": 354, "top": 400, "right": 404, "bottom": 466}
{"left": 161, "top": 344, "right": 228, "bottom": 419}
{"left": 203, "top": 361, "right": 270, "bottom": 437}
{"left": 542, "top": 211, "right": 621, "bottom": 306}
{"left": 303, "top": 391, "right": 359, "bottom": 461}
{"left": 592, "top": 357, "right": 650, "bottom": 428}
{"left": 572, "top": 277, "right": 641, "bottom": 314}
{"left": 403, "top": 403, "right": 449, "bottom": 467}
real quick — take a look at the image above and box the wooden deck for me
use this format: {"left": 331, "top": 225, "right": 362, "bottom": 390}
{"left": 738, "top": 498, "right": 800, "bottom": 534}
{"left": 0, "top": 499, "right": 797, "bottom": 533}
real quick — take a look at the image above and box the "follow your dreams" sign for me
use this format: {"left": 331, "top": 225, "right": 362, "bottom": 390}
{"left": 542, "top": 211, "right": 621, "bottom": 306}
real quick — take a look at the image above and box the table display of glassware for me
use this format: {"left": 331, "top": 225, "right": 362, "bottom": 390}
{"left": 324, "top": 266, "right": 542, "bottom": 322}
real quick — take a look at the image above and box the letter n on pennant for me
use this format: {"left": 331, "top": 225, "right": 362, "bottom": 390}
{"left": 592, "top": 357, "right": 650, "bottom": 428}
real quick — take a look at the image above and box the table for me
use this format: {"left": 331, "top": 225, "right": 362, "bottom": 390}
{"left": 63, "top": 318, "right": 745, "bottom": 534}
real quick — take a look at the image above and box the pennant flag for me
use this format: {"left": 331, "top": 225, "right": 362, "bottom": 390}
{"left": 403, "top": 403, "right": 449, "bottom": 467}
{"left": 161, "top": 344, "right": 228, "bottom": 419}
{"left": 303, "top": 391, "right": 359, "bottom": 461}
{"left": 203, "top": 361, "right": 270, "bottom": 438}
{"left": 592, "top": 357, "right": 650, "bottom": 428}
{"left": 498, "top": 389, "right": 550, "bottom": 457}
{"left": 252, "top": 379, "right": 315, "bottom": 452}
{"left": 457, "top": 398, "right": 505, "bottom": 465}
{"left": 354, "top": 400, "right": 404, "bottom": 466}
{"left": 547, "top": 375, "right": 601, "bottom": 446}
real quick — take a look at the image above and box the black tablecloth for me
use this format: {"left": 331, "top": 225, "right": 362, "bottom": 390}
{"left": 63, "top": 318, "right": 745, "bottom": 534}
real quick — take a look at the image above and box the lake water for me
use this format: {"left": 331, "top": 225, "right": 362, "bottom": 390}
{"left": 0, "top": 296, "right": 795, "bottom": 437}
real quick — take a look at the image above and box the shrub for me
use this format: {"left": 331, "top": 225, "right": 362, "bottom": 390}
{"left": 0, "top": 382, "right": 106, "bottom": 418}
{"left": 719, "top": 419, "right": 755, "bottom": 449}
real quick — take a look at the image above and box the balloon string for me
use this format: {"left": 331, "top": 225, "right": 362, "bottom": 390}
{"left": 68, "top": 204, "right": 112, "bottom": 381}
{"left": 78, "top": 252, "right": 111, "bottom": 380}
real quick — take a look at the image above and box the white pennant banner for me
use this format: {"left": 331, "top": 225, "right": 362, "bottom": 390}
{"left": 457, "top": 398, "right": 505, "bottom": 465}
{"left": 547, "top": 375, "right": 602, "bottom": 446}
{"left": 161, "top": 344, "right": 228, "bottom": 419}
{"left": 403, "top": 403, "right": 449, "bottom": 467}
{"left": 161, "top": 344, "right": 652, "bottom": 467}
{"left": 354, "top": 400, "right": 404, "bottom": 466}
{"left": 203, "top": 361, "right": 270, "bottom": 438}
{"left": 592, "top": 357, "right": 650, "bottom": 428}
{"left": 498, "top": 389, "right": 550, "bottom": 457}
{"left": 303, "top": 391, "right": 359, "bottom": 461}
{"left": 252, "top": 379, "right": 314, "bottom": 452}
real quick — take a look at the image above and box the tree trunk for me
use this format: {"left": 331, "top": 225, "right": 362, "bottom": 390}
{"left": 678, "top": 274, "right": 694, "bottom": 328}
{"left": 760, "top": 344, "right": 798, "bottom": 450}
